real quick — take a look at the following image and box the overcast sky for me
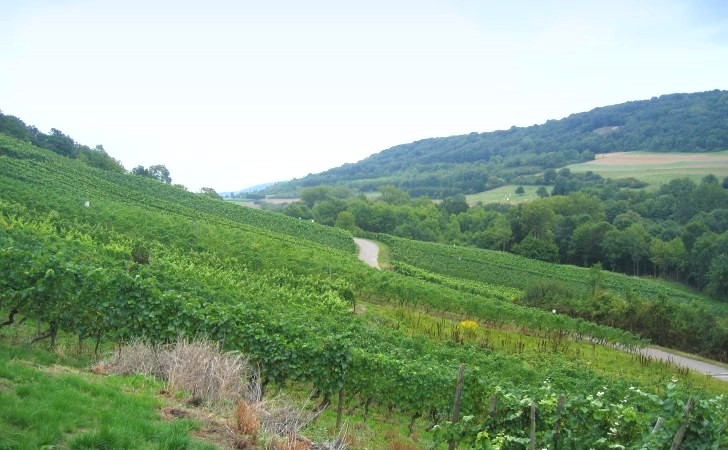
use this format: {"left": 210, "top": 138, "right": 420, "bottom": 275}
{"left": 2, "top": 1, "right": 728, "bottom": 192}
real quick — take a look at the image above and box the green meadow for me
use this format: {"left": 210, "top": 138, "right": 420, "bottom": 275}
{"left": 567, "top": 150, "right": 728, "bottom": 189}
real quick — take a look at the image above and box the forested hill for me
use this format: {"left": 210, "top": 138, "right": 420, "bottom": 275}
{"left": 265, "top": 90, "right": 728, "bottom": 198}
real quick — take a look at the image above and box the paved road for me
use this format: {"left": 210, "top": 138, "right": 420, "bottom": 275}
{"left": 352, "top": 237, "right": 728, "bottom": 381}
{"left": 639, "top": 347, "right": 728, "bottom": 382}
{"left": 353, "top": 238, "right": 380, "bottom": 269}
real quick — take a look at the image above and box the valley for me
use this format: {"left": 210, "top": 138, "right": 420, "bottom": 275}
{"left": 2, "top": 95, "right": 728, "bottom": 448}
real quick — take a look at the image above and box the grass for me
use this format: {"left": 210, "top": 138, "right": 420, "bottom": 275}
{"left": 466, "top": 185, "right": 550, "bottom": 206}
{"left": 0, "top": 323, "right": 217, "bottom": 450}
{"left": 375, "top": 239, "right": 393, "bottom": 270}
{"left": 567, "top": 150, "right": 728, "bottom": 190}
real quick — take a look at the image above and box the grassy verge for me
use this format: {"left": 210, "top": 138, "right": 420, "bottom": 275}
{"left": 375, "top": 239, "right": 393, "bottom": 271}
{"left": 0, "top": 322, "right": 216, "bottom": 450}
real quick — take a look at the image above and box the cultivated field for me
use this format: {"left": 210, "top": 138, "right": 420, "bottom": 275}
{"left": 568, "top": 151, "right": 728, "bottom": 188}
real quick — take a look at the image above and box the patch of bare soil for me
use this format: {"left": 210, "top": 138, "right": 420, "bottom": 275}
{"left": 158, "top": 391, "right": 248, "bottom": 450}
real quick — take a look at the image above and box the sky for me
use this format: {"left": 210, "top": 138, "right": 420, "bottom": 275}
{"left": 2, "top": 0, "right": 728, "bottom": 192}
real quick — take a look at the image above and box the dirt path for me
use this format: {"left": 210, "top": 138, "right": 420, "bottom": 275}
{"left": 353, "top": 238, "right": 380, "bottom": 269}
{"left": 639, "top": 347, "right": 728, "bottom": 382}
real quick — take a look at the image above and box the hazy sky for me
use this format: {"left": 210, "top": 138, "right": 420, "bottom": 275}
{"left": 2, "top": 1, "right": 728, "bottom": 192}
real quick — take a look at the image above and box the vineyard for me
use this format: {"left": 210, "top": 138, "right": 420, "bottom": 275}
{"left": 1, "top": 134, "right": 727, "bottom": 448}
{"left": 377, "top": 234, "right": 723, "bottom": 308}
{"left": 378, "top": 234, "right": 728, "bottom": 362}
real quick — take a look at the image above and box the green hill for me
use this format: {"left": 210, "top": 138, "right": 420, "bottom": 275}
{"left": 2, "top": 129, "right": 727, "bottom": 447}
{"left": 264, "top": 90, "right": 728, "bottom": 197}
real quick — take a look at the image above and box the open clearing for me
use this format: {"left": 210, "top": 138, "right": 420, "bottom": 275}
{"left": 225, "top": 197, "right": 299, "bottom": 209}
{"left": 568, "top": 151, "right": 728, "bottom": 188}
{"left": 466, "top": 184, "right": 550, "bottom": 206}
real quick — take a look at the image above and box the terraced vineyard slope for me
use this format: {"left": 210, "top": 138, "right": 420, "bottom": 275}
{"left": 1, "top": 133, "right": 726, "bottom": 448}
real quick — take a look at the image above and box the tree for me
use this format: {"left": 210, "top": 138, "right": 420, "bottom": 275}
{"left": 46, "top": 128, "right": 77, "bottom": 158}
{"left": 379, "top": 185, "right": 410, "bottom": 205}
{"left": 199, "top": 187, "right": 222, "bottom": 200}
{"left": 569, "top": 221, "right": 613, "bottom": 266}
{"left": 623, "top": 223, "right": 650, "bottom": 275}
{"left": 148, "top": 164, "right": 172, "bottom": 184}
{"left": 688, "top": 232, "right": 718, "bottom": 289}
{"left": 0, "top": 112, "right": 30, "bottom": 141}
{"left": 313, "top": 199, "right": 347, "bottom": 226}
{"left": 602, "top": 228, "right": 630, "bottom": 272}
{"left": 650, "top": 237, "right": 687, "bottom": 279}
{"left": 535, "top": 186, "right": 549, "bottom": 198}
{"left": 301, "top": 186, "right": 333, "bottom": 208}
{"left": 131, "top": 165, "right": 150, "bottom": 177}
{"left": 613, "top": 211, "right": 643, "bottom": 230}
{"left": 512, "top": 234, "right": 559, "bottom": 262}
{"left": 79, "top": 145, "right": 125, "bottom": 172}
{"left": 282, "top": 203, "right": 314, "bottom": 220}
{"left": 707, "top": 254, "right": 728, "bottom": 300}
{"left": 691, "top": 176, "right": 728, "bottom": 215}
{"left": 132, "top": 164, "right": 172, "bottom": 184}
{"left": 335, "top": 211, "right": 357, "bottom": 231}
{"left": 440, "top": 195, "right": 469, "bottom": 215}
{"left": 477, "top": 215, "right": 512, "bottom": 251}
{"left": 543, "top": 168, "right": 557, "bottom": 184}
{"left": 515, "top": 186, "right": 525, "bottom": 195}
{"left": 519, "top": 202, "right": 555, "bottom": 240}
{"left": 650, "top": 238, "right": 669, "bottom": 277}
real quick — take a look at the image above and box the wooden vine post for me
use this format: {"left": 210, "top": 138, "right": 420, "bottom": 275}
{"left": 336, "top": 388, "right": 345, "bottom": 429}
{"left": 529, "top": 401, "right": 536, "bottom": 450}
{"left": 670, "top": 397, "right": 694, "bottom": 450}
{"left": 552, "top": 395, "right": 565, "bottom": 449}
{"left": 489, "top": 394, "right": 497, "bottom": 416}
{"left": 448, "top": 363, "right": 466, "bottom": 450}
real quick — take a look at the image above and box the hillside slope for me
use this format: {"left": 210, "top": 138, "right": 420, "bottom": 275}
{"left": 2, "top": 132, "right": 728, "bottom": 447}
{"left": 265, "top": 90, "right": 728, "bottom": 197}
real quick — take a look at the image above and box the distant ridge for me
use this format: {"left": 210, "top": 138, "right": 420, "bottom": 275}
{"left": 222, "top": 181, "right": 277, "bottom": 196}
{"left": 264, "top": 90, "right": 728, "bottom": 198}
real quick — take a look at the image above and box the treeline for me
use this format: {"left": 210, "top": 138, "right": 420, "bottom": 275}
{"left": 279, "top": 171, "right": 728, "bottom": 300}
{"left": 0, "top": 110, "right": 126, "bottom": 172}
{"left": 0, "top": 110, "right": 228, "bottom": 196}
{"left": 266, "top": 90, "right": 728, "bottom": 197}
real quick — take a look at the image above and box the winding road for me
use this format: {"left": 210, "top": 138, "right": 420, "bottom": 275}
{"left": 351, "top": 237, "right": 728, "bottom": 382}
{"left": 353, "top": 237, "right": 380, "bottom": 269}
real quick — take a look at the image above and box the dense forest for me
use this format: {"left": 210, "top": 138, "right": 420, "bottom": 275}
{"left": 265, "top": 90, "right": 728, "bottom": 197}
{"left": 278, "top": 171, "right": 728, "bottom": 301}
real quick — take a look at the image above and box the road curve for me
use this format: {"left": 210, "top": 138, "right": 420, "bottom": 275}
{"left": 639, "top": 347, "right": 728, "bottom": 382}
{"left": 353, "top": 238, "right": 380, "bottom": 269}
